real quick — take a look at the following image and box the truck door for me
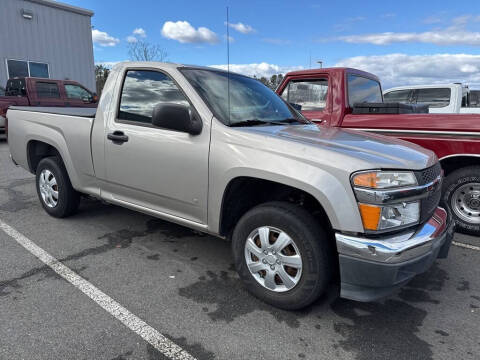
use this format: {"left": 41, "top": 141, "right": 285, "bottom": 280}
{"left": 103, "top": 68, "right": 210, "bottom": 225}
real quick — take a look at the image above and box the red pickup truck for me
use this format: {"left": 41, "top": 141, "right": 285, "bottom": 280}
{"left": 0, "top": 77, "right": 97, "bottom": 132}
{"left": 277, "top": 68, "right": 480, "bottom": 235}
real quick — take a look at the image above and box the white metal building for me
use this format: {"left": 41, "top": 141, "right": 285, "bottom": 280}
{"left": 0, "top": 0, "right": 95, "bottom": 91}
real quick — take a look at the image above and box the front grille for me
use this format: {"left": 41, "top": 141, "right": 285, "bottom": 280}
{"left": 414, "top": 162, "right": 442, "bottom": 185}
{"left": 414, "top": 163, "right": 442, "bottom": 222}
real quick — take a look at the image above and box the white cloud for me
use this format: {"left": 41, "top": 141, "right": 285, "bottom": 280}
{"left": 335, "top": 53, "right": 480, "bottom": 88}
{"left": 133, "top": 28, "right": 147, "bottom": 38}
{"left": 209, "top": 62, "right": 304, "bottom": 78}
{"left": 335, "top": 15, "right": 480, "bottom": 46}
{"left": 92, "top": 29, "right": 120, "bottom": 47}
{"left": 336, "top": 30, "right": 480, "bottom": 46}
{"left": 161, "top": 21, "right": 218, "bottom": 44}
{"left": 126, "top": 35, "right": 138, "bottom": 43}
{"left": 225, "top": 22, "right": 255, "bottom": 34}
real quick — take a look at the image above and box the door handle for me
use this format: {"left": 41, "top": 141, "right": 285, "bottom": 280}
{"left": 107, "top": 131, "right": 129, "bottom": 144}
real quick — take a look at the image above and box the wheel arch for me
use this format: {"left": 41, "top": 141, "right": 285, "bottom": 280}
{"left": 218, "top": 176, "right": 337, "bottom": 239}
{"left": 25, "top": 138, "right": 80, "bottom": 190}
{"left": 27, "top": 139, "right": 63, "bottom": 174}
{"left": 440, "top": 154, "right": 480, "bottom": 176}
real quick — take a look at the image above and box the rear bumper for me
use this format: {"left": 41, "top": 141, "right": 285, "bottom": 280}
{"left": 335, "top": 207, "right": 454, "bottom": 302}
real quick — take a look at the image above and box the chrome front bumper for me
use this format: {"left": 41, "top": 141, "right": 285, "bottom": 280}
{"left": 335, "top": 207, "right": 454, "bottom": 301}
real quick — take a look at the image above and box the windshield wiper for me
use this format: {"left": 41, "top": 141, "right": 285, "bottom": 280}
{"left": 230, "top": 118, "right": 310, "bottom": 127}
{"left": 230, "top": 119, "right": 284, "bottom": 127}
{"left": 275, "top": 118, "right": 308, "bottom": 124}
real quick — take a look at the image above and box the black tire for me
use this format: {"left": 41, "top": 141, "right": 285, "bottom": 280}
{"left": 442, "top": 166, "right": 480, "bottom": 236}
{"left": 232, "top": 201, "right": 333, "bottom": 310}
{"left": 35, "top": 156, "right": 80, "bottom": 218}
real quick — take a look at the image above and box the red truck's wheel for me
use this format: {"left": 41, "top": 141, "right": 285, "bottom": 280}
{"left": 231, "top": 201, "right": 333, "bottom": 310}
{"left": 442, "top": 166, "right": 480, "bottom": 236}
{"left": 35, "top": 157, "right": 80, "bottom": 218}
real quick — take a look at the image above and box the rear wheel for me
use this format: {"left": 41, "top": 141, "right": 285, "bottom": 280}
{"left": 442, "top": 166, "right": 480, "bottom": 236}
{"left": 232, "top": 201, "right": 332, "bottom": 310}
{"left": 36, "top": 157, "right": 80, "bottom": 218}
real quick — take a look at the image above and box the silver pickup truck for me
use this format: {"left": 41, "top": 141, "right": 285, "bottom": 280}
{"left": 7, "top": 62, "right": 454, "bottom": 309}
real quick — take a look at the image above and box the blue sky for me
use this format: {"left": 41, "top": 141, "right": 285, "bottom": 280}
{"left": 68, "top": 0, "right": 480, "bottom": 87}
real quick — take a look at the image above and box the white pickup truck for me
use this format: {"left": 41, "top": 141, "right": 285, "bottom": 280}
{"left": 6, "top": 62, "right": 454, "bottom": 309}
{"left": 384, "top": 83, "right": 480, "bottom": 114}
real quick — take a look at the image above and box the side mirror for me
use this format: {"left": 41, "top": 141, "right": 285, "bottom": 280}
{"left": 152, "top": 103, "right": 202, "bottom": 135}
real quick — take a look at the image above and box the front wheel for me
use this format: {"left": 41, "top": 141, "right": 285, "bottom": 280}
{"left": 231, "top": 202, "right": 333, "bottom": 310}
{"left": 442, "top": 166, "right": 480, "bottom": 236}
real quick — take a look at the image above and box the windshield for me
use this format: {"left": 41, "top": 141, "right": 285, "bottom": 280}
{"left": 180, "top": 68, "right": 304, "bottom": 126}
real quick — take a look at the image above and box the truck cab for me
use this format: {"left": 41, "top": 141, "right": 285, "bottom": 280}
{"left": 383, "top": 83, "right": 480, "bottom": 114}
{"left": 0, "top": 77, "right": 97, "bottom": 132}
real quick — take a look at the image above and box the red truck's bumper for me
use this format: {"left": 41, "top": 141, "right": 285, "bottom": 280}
{"left": 335, "top": 207, "right": 455, "bottom": 302}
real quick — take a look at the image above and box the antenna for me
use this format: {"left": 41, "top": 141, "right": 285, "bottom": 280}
{"left": 226, "top": 6, "right": 231, "bottom": 125}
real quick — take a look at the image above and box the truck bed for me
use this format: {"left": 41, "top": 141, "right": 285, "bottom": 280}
{"left": 7, "top": 106, "right": 97, "bottom": 194}
{"left": 9, "top": 106, "right": 96, "bottom": 118}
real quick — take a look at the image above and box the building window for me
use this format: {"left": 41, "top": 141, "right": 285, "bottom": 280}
{"left": 29, "top": 62, "right": 49, "bottom": 78}
{"left": 7, "top": 60, "right": 29, "bottom": 78}
{"left": 7, "top": 59, "right": 49, "bottom": 79}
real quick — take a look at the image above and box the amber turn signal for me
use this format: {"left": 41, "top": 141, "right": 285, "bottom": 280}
{"left": 358, "top": 203, "right": 381, "bottom": 231}
{"left": 352, "top": 172, "right": 377, "bottom": 188}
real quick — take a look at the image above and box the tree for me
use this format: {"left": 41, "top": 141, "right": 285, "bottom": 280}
{"left": 95, "top": 64, "right": 110, "bottom": 95}
{"left": 257, "top": 74, "right": 285, "bottom": 90}
{"left": 269, "top": 74, "right": 284, "bottom": 90}
{"left": 128, "top": 40, "right": 168, "bottom": 62}
{"left": 259, "top": 77, "right": 270, "bottom": 88}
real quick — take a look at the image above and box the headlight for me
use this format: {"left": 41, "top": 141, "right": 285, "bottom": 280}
{"left": 352, "top": 170, "right": 420, "bottom": 232}
{"left": 358, "top": 202, "right": 420, "bottom": 231}
{"left": 352, "top": 171, "right": 417, "bottom": 189}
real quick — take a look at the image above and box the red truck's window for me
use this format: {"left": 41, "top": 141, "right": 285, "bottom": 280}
{"left": 281, "top": 80, "right": 328, "bottom": 111}
{"left": 118, "top": 70, "right": 189, "bottom": 125}
{"left": 347, "top": 75, "right": 383, "bottom": 107}
{"left": 5, "top": 79, "right": 26, "bottom": 96}
{"left": 36, "top": 82, "right": 60, "bottom": 98}
{"left": 65, "top": 84, "right": 92, "bottom": 100}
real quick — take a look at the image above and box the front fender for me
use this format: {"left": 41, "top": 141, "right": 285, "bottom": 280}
{"left": 209, "top": 164, "right": 364, "bottom": 235}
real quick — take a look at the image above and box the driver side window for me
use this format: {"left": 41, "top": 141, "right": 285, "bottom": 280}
{"left": 118, "top": 70, "right": 190, "bottom": 125}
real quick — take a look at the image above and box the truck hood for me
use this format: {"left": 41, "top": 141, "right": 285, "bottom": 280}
{"left": 237, "top": 124, "right": 436, "bottom": 171}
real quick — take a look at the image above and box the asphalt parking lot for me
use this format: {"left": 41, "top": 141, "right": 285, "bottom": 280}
{"left": 0, "top": 137, "right": 479, "bottom": 360}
